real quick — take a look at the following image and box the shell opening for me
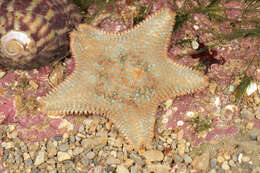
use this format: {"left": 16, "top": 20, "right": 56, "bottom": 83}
{"left": 1, "top": 30, "right": 33, "bottom": 58}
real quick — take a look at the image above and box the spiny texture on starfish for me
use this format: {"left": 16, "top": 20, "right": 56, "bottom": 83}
{"left": 39, "top": 8, "right": 208, "bottom": 149}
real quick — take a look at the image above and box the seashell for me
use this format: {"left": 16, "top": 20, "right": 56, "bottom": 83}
{"left": 0, "top": 0, "right": 82, "bottom": 69}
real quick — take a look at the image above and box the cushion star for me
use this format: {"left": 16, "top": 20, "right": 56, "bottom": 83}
{"left": 39, "top": 8, "right": 208, "bottom": 149}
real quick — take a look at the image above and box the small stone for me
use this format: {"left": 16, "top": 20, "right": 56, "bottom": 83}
{"left": 58, "top": 143, "right": 69, "bottom": 151}
{"left": 47, "top": 140, "right": 57, "bottom": 157}
{"left": 221, "top": 161, "right": 230, "bottom": 170}
{"left": 229, "top": 160, "right": 236, "bottom": 167}
{"left": 123, "top": 159, "right": 134, "bottom": 168}
{"left": 174, "top": 154, "right": 183, "bottom": 163}
{"left": 242, "top": 156, "right": 250, "bottom": 162}
{"left": 209, "top": 169, "right": 216, "bottom": 173}
{"left": 57, "top": 151, "right": 71, "bottom": 162}
{"left": 223, "top": 153, "right": 231, "bottom": 160}
{"left": 130, "top": 153, "right": 144, "bottom": 166}
{"left": 210, "top": 158, "right": 217, "bottom": 168}
{"left": 23, "top": 153, "right": 30, "bottom": 160}
{"left": 106, "top": 156, "right": 121, "bottom": 165}
{"left": 191, "top": 40, "right": 199, "bottom": 49}
{"left": 130, "top": 166, "right": 138, "bottom": 173}
{"left": 54, "top": 136, "right": 62, "bottom": 141}
{"left": 177, "top": 140, "right": 185, "bottom": 156}
{"left": 86, "top": 151, "right": 95, "bottom": 160}
{"left": 217, "top": 156, "right": 225, "bottom": 163}
{"left": 81, "top": 136, "right": 107, "bottom": 150}
{"left": 217, "top": 169, "right": 225, "bottom": 173}
{"left": 116, "top": 165, "right": 129, "bottom": 173}
{"left": 241, "top": 108, "right": 254, "bottom": 120}
{"left": 3, "top": 142, "right": 15, "bottom": 149}
{"left": 0, "top": 70, "right": 6, "bottom": 78}
{"left": 142, "top": 150, "right": 164, "bottom": 162}
{"left": 147, "top": 164, "right": 170, "bottom": 173}
{"left": 73, "top": 147, "right": 84, "bottom": 156}
{"left": 34, "top": 150, "right": 45, "bottom": 166}
{"left": 25, "top": 158, "right": 33, "bottom": 166}
{"left": 77, "top": 133, "right": 86, "bottom": 139}
{"left": 246, "top": 82, "right": 257, "bottom": 96}
{"left": 183, "top": 154, "right": 192, "bottom": 164}
{"left": 191, "top": 152, "right": 209, "bottom": 170}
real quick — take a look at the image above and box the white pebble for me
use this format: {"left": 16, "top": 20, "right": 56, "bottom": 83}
{"left": 246, "top": 82, "right": 257, "bottom": 96}
{"left": 177, "top": 120, "right": 184, "bottom": 126}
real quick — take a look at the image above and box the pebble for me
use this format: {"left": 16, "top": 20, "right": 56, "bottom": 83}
{"left": 81, "top": 136, "right": 107, "bottom": 150}
{"left": 116, "top": 165, "right": 129, "bottom": 173}
{"left": 130, "top": 165, "right": 138, "bottom": 173}
{"left": 217, "top": 155, "right": 225, "bottom": 163}
{"left": 130, "top": 153, "right": 144, "bottom": 166}
{"left": 142, "top": 150, "right": 164, "bottom": 162}
{"left": 0, "top": 70, "right": 6, "bottom": 78}
{"left": 147, "top": 164, "right": 171, "bottom": 173}
{"left": 47, "top": 140, "right": 57, "bottom": 157}
{"left": 57, "top": 151, "right": 71, "bottom": 162}
{"left": 242, "top": 155, "right": 250, "bottom": 162}
{"left": 86, "top": 151, "right": 95, "bottom": 160}
{"left": 221, "top": 161, "right": 230, "bottom": 170}
{"left": 183, "top": 154, "right": 192, "bottom": 164}
{"left": 174, "top": 154, "right": 183, "bottom": 163}
{"left": 34, "top": 150, "right": 45, "bottom": 166}
{"left": 177, "top": 140, "right": 185, "bottom": 156}
{"left": 192, "top": 152, "right": 209, "bottom": 170}
{"left": 210, "top": 158, "right": 217, "bottom": 168}
{"left": 106, "top": 156, "right": 121, "bottom": 165}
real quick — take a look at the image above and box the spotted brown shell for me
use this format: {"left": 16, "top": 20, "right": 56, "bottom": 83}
{"left": 0, "top": 0, "right": 82, "bottom": 69}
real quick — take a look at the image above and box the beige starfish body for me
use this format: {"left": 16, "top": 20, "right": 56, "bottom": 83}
{"left": 39, "top": 8, "right": 208, "bottom": 149}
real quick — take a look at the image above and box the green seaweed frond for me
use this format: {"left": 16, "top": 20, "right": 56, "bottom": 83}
{"left": 191, "top": 117, "right": 211, "bottom": 133}
{"left": 233, "top": 74, "right": 253, "bottom": 101}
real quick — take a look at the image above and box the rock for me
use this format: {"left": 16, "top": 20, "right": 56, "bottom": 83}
{"left": 142, "top": 150, "right": 164, "bottom": 162}
{"left": 73, "top": 147, "right": 84, "bottom": 156}
{"left": 217, "top": 155, "right": 225, "bottom": 163}
{"left": 34, "top": 150, "right": 45, "bottom": 166}
{"left": 221, "top": 161, "right": 230, "bottom": 170}
{"left": 2, "top": 142, "right": 15, "bottom": 149}
{"left": 106, "top": 156, "right": 121, "bottom": 165}
{"left": 147, "top": 164, "right": 171, "bottom": 173}
{"left": 130, "top": 166, "right": 139, "bottom": 173}
{"left": 58, "top": 143, "right": 69, "bottom": 151}
{"left": 86, "top": 151, "right": 95, "bottom": 160}
{"left": 116, "top": 165, "right": 129, "bottom": 173}
{"left": 47, "top": 140, "right": 57, "bottom": 157}
{"left": 81, "top": 136, "right": 107, "bottom": 150}
{"left": 130, "top": 153, "right": 144, "bottom": 166}
{"left": 177, "top": 140, "right": 185, "bottom": 156}
{"left": 174, "top": 154, "right": 183, "bottom": 163}
{"left": 210, "top": 158, "right": 217, "bottom": 168}
{"left": 191, "top": 152, "right": 209, "bottom": 170}
{"left": 242, "top": 155, "right": 250, "bottom": 162}
{"left": 57, "top": 151, "right": 71, "bottom": 162}
{"left": 183, "top": 154, "right": 192, "bottom": 164}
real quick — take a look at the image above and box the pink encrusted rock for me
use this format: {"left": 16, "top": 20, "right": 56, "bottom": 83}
{"left": 0, "top": 58, "right": 81, "bottom": 142}
{"left": 224, "top": 1, "right": 243, "bottom": 19}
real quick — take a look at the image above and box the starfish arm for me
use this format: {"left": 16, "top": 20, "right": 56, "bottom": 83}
{"left": 111, "top": 103, "right": 157, "bottom": 149}
{"left": 157, "top": 60, "right": 208, "bottom": 101}
{"left": 70, "top": 9, "right": 176, "bottom": 67}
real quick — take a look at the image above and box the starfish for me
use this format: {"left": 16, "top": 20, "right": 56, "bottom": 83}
{"left": 39, "top": 8, "right": 208, "bottom": 149}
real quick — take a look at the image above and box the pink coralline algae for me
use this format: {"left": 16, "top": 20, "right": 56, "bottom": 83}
{"left": 0, "top": 59, "right": 79, "bottom": 143}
